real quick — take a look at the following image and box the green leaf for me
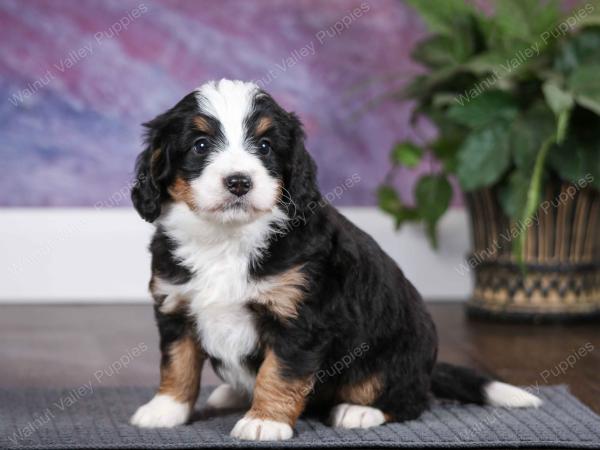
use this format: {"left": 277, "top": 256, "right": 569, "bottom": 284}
{"left": 412, "top": 35, "right": 469, "bottom": 68}
{"left": 541, "top": 81, "right": 573, "bottom": 144}
{"left": 549, "top": 135, "right": 600, "bottom": 188}
{"left": 568, "top": 64, "right": 600, "bottom": 115}
{"left": 377, "top": 185, "right": 420, "bottom": 230}
{"left": 404, "top": 0, "right": 479, "bottom": 35}
{"left": 412, "top": 35, "right": 455, "bottom": 67}
{"left": 393, "top": 207, "right": 420, "bottom": 230}
{"left": 391, "top": 142, "right": 424, "bottom": 168}
{"left": 542, "top": 80, "right": 575, "bottom": 143}
{"left": 510, "top": 103, "right": 555, "bottom": 170}
{"left": 554, "top": 28, "right": 600, "bottom": 75}
{"left": 542, "top": 81, "right": 574, "bottom": 117}
{"left": 415, "top": 175, "right": 453, "bottom": 222}
{"left": 447, "top": 90, "right": 518, "bottom": 129}
{"left": 457, "top": 122, "right": 512, "bottom": 191}
{"left": 431, "top": 137, "right": 461, "bottom": 173}
{"left": 462, "top": 51, "right": 512, "bottom": 75}
{"left": 377, "top": 185, "right": 402, "bottom": 216}
{"left": 498, "top": 170, "right": 531, "bottom": 219}
{"left": 496, "top": 0, "right": 560, "bottom": 44}
{"left": 414, "top": 175, "right": 453, "bottom": 247}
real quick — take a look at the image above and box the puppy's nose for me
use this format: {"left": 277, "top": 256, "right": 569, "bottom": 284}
{"left": 224, "top": 173, "right": 252, "bottom": 197}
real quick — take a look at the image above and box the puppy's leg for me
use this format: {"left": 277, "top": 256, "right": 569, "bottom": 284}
{"left": 230, "top": 349, "right": 312, "bottom": 441}
{"left": 131, "top": 309, "right": 204, "bottom": 428}
{"left": 373, "top": 375, "right": 430, "bottom": 423}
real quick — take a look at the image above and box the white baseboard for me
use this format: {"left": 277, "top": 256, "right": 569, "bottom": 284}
{"left": 0, "top": 207, "right": 473, "bottom": 303}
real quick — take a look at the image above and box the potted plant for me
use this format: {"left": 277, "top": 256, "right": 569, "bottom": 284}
{"left": 379, "top": 0, "right": 600, "bottom": 320}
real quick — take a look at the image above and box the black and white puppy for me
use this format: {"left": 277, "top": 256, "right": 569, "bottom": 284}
{"left": 129, "top": 79, "right": 541, "bottom": 441}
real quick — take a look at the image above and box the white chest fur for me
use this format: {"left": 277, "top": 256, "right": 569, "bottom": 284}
{"left": 159, "top": 204, "right": 287, "bottom": 394}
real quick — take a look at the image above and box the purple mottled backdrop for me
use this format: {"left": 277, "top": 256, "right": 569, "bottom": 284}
{"left": 0, "top": 0, "right": 434, "bottom": 207}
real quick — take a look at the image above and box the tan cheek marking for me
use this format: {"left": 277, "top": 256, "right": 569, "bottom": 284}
{"left": 254, "top": 265, "right": 308, "bottom": 320}
{"left": 193, "top": 115, "right": 212, "bottom": 134}
{"left": 255, "top": 116, "right": 272, "bottom": 136}
{"left": 246, "top": 349, "right": 312, "bottom": 426}
{"left": 336, "top": 373, "right": 383, "bottom": 406}
{"left": 158, "top": 334, "right": 204, "bottom": 405}
{"left": 168, "top": 177, "right": 198, "bottom": 211}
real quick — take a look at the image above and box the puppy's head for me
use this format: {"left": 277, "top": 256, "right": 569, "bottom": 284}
{"left": 131, "top": 79, "right": 319, "bottom": 224}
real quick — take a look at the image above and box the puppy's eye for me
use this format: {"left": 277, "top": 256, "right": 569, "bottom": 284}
{"left": 192, "top": 137, "right": 210, "bottom": 154}
{"left": 258, "top": 138, "right": 271, "bottom": 155}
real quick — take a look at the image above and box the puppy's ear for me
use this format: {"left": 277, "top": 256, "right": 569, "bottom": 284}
{"left": 285, "top": 113, "right": 321, "bottom": 215}
{"left": 131, "top": 114, "right": 174, "bottom": 223}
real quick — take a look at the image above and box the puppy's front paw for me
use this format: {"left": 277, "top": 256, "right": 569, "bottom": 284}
{"left": 330, "top": 403, "right": 386, "bottom": 428}
{"left": 230, "top": 416, "right": 293, "bottom": 441}
{"left": 130, "top": 394, "right": 191, "bottom": 428}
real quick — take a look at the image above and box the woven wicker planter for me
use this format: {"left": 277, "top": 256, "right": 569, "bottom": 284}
{"left": 465, "top": 182, "right": 600, "bottom": 321}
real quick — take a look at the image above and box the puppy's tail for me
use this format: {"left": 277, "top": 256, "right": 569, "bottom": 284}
{"left": 431, "top": 362, "right": 542, "bottom": 408}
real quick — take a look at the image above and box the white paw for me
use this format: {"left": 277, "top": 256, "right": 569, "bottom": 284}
{"left": 230, "top": 416, "right": 293, "bottom": 441}
{"left": 205, "top": 384, "right": 248, "bottom": 410}
{"left": 130, "top": 394, "right": 191, "bottom": 428}
{"left": 330, "top": 403, "right": 386, "bottom": 429}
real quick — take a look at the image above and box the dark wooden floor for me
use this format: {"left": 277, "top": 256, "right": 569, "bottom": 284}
{"left": 0, "top": 302, "right": 598, "bottom": 415}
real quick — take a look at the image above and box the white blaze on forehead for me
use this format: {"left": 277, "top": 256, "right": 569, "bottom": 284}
{"left": 194, "top": 79, "right": 259, "bottom": 147}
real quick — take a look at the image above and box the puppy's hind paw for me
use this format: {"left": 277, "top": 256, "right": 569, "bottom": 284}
{"left": 205, "top": 383, "right": 248, "bottom": 410}
{"left": 330, "top": 403, "right": 386, "bottom": 429}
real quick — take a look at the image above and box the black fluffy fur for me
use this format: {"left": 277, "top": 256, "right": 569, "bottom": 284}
{"left": 131, "top": 86, "right": 494, "bottom": 423}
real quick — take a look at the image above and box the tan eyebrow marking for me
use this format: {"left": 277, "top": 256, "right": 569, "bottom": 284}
{"left": 193, "top": 115, "right": 212, "bottom": 134}
{"left": 256, "top": 116, "right": 273, "bottom": 135}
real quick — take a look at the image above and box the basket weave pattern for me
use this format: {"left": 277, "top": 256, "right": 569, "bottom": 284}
{"left": 466, "top": 184, "right": 600, "bottom": 318}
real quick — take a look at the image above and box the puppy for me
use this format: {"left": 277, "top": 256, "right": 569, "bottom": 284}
{"left": 129, "top": 79, "right": 541, "bottom": 441}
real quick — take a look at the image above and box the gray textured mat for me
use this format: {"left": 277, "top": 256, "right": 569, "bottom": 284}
{"left": 1, "top": 385, "right": 599, "bottom": 449}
